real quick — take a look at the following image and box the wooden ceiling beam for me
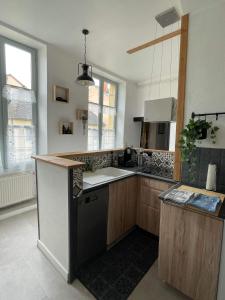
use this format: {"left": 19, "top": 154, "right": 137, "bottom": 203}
{"left": 127, "top": 29, "right": 182, "bottom": 54}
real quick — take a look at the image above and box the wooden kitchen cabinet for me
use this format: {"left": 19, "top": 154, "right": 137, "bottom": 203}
{"left": 159, "top": 202, "right": 223, "bottom": 300}
{"left": 138, "top": 204, "right": 160, "bottom": 236}
{"left": 124, "top": 176, "right": 137, "bottom": 232}
{"left": 107, "top": 176, "right": 137, "bottom": 245}
{"left": 137, "top": 177, "right": 173, "bottom": 235}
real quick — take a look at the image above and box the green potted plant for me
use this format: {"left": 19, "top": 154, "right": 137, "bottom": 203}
{"left": 179, "top": 119, "right": 219, "bottom": 181}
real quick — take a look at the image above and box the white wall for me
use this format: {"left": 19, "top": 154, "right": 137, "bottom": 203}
{"left": 124, "top": 81, "right": 142, "bottom": 147}
{"left": 133, "top": 35, "right": 180, "bottom": 149}
{"left": 137, "top": 76, "right": 179, "bottom": 117}
{"left": 46, "top": 46, "right": 138, "bottom": 153}
{"left": 46, "top": 45, "right": 88, "bottom": 153}
{"left": 37, "top": 161, "right": 69, "bottom": 280}
{"left": 0, "top": 23, "right": 143, "bottom": 154}
{"left": 136, "top": 34, "right": 180, "bottom": 117}
{"left": 185, "top": 1, "right": 225, "bottom": 149}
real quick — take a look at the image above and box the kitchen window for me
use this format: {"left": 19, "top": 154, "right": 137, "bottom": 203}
{"left": 88, "top": 76, "right": 117, "bottom": 150}
{"left": 0, "top": 36, "right": 37, "bottom": 172}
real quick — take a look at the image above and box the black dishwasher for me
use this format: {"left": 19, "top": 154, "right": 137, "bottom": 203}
{"left": 77, "top": 186, "right": 108, "bottom": 267}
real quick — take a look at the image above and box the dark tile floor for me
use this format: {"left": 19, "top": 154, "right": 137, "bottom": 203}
{"left": 77, "top": 228, "right": 159, "bottom": 300}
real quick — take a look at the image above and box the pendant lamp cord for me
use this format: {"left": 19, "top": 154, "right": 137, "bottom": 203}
{"left": 84, "top": 32, "right": 87, "bottom": 64}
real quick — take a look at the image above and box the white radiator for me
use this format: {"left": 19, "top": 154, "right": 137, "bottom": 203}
{"left": 0, "top": 172, "right": 36, "bottom": 208}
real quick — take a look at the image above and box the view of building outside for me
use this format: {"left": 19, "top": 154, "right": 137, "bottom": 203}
{"left": 102, "top": 81, "right": 116, "bottom": 149}
{"left": 88, "top": 77, "right": 117, "bottom": 150}
{"left": 88, "top": 78, "right": 100, "bottom": 150}
{"left": 4, "top": 43, "right": 35, "bottom": 168}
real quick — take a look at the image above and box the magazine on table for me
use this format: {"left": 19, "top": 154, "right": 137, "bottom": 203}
{"left": 164, "top": 189, "right": 221, "bottom": 213}
{"left": 164, "top": 189, "right": 195, "bottom": 204}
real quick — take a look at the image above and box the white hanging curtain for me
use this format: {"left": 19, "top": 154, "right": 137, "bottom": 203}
{"left": 2, "top": 85, "right": 36, "bottom": 172}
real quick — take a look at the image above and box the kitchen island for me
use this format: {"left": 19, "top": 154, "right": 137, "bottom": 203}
{"left": 159, "top": 185, "right": 225, "bottom": 300}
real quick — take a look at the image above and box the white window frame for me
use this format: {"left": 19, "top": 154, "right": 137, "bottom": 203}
{"left": 88, "top": 74, "right": 118, "bottom": 150}
{"left": 0, "top": 35, "right": 37, "bottom": 171}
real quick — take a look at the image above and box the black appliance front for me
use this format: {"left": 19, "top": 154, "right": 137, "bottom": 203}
{"left": 77, "top": 186, "right": 108, "bottom": 267}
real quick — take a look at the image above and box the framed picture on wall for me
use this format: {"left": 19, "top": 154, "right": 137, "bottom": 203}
{"left": 53, "top": 85, "right": 69, "bottom": 103}
{"left": 59, "top": 121, "right": 73, "bottom": 134}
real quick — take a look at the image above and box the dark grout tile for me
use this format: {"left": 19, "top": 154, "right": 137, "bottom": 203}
{"left": 77, "top": 228, "right": 158, "bottom": 299}
{"left": 101, "top": 287, "right": 124, "bottom": 300}
{"left": 88, "top": 276, "right": 109, "bottom": 298}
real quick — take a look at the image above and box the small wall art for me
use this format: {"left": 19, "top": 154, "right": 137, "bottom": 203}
{"left": 76, "top": 109, "right": 88, "bottom": 135}
{"left": 53, "top": 85, "right": 69, "bottom": 103}
{"left": 59, "top": 121, "right": 73, "bottom": 135}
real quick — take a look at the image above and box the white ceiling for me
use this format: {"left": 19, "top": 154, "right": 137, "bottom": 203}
{"left": 0, "top": 0, "right": 221, "bottom": 82}
{"left": 180, "top": 0, "right": 225, "bottom": 14}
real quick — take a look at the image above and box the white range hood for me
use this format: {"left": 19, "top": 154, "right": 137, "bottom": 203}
{"left": 144, "top": 97, "right": 177, "bottom": 122}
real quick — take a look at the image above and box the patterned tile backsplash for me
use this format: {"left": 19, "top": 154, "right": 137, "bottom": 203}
{"left": 182, "top": 147, "right": 225, "bottom": 193}
{"left": 69, "top": 153, "right": 116, "bottom": 171}
{"left": 72, "top": 168, "right": 83, "bottom": 198}
{"left": 67, "top": 150, "right": 175, "bottom": 178}
{"left": 143, "top": 152, "right": 175, "bottom": 179}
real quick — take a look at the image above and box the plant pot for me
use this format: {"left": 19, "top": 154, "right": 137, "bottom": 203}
{"left": 198, "top": 128, "right": 208, "bottom": 140}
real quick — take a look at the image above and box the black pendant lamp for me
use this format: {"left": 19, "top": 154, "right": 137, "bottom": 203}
{"left": 76, "top": 29, "right": 94, "bottom": 86}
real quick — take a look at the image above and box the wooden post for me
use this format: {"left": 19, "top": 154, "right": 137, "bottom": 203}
{"left": 174, "top": 14, "right": 189, "bottom": 181}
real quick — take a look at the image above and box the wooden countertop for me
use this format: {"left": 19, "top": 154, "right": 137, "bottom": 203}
{"left": 178, "top": 185, "right": 225, "bottom": 202}
{"left": 32, "top": 147, "right": 174, "bottom": 169}
{"left": 31, "top": 155, "right": 85, "bottom": 169}
{"left": 32, "top": 148, "right": 123, "bottom": 168}
{"left": 161, "top": 184, "right": 225, "bottom": 220}
{"left": 54, "top": 148, "right": 124, "bottom": 157}
{"left": 50, "top": 148, "right": 173, "bottom": 158}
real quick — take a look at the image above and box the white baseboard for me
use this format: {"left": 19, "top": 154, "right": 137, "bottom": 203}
{"left": 37, "top": 239, "right": 68, "bottom": 281}
{"left": 0, "top": 203, "right": 37, "bottom": 221}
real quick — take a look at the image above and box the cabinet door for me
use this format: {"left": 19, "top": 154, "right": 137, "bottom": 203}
{"left": 140, "top": 185, "right": 161, "bottom": 210}
{"left": 124, "top": 176, "right": 137, "bottom": 232}
{"left": 159, "top": 202, "right": 223, "bottom": 300}
{"left": 107, "top": 180, "right": 126, "bottom": 245}
{"left": 137, "top": 203, "right": 160, "bottom": 235}
{"left": 137, "top": 177, "right": 174, "bottom": 235}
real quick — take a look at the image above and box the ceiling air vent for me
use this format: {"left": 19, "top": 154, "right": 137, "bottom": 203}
{"left": 155, "top": 7, "right": 180, "bottom": 28}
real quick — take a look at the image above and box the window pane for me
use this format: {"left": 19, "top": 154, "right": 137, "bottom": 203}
{"left": 7, "top": 99, "right": 35, "bottom": 166}
{"left": 103, "top": 81, "right": 116, "bottom": 107}
{"left": 102, "top": 106, "right": 116, "bottom": 149}
{"left": 102, "top": 106, "right": 116, "bottom": 130}
{"left": 88, "top": 77, "right": 100, "bottom": 104}
{"left": 5, "top": 44, "right": 32, "bottom": 89}
{"left": 102, "top": 130, "right": 115, "bottom": 149}
{"left": 7, "top": 125, "right": 35, "bottom": 165}
{"left": 88, "top": 103, "right": 100, "bottom": 150}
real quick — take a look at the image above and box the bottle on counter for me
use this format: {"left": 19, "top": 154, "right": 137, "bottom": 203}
{"left": 136, "top": 148, "right": 144, "bottom": 167}
{"left": 206, "top": 163, "right": 217, "bottom": 191}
